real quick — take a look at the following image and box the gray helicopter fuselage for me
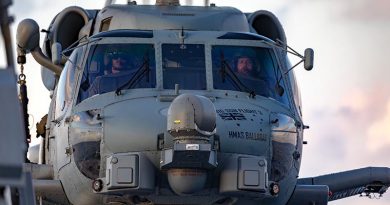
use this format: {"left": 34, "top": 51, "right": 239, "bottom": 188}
{"left": 13, "top": 3, "right": 307, "bottom": 205}
{"left": 15, "top": 2, "right": 390, "bottom": 205}
{"left": 45, "top": 28, "right": 303, "bottom": 204}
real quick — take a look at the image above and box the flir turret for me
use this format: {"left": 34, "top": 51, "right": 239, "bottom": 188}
{"left": 161, "top": 94, "right": 217, "bottom": 195}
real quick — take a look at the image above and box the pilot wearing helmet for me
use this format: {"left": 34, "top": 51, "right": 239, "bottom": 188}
{"left": 108, "top": 51, "right": 131, "bottom": 74}
{"left": 231, "top": 49, "right": 275, "bottom": 97}
{"left": 88, "top": 50, "right": 136, "bottom": 96}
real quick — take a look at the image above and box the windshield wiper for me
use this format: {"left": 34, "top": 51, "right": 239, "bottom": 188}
{"left": 219, "top": 57, "right": 255, "bottom": 98}
{"left": 115, "top": 57, "right": 150, "bottom": 95}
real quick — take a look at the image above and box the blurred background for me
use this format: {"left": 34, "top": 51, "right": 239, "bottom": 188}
{"left": 1, "top": 0, "right": 389, "bottom": 204}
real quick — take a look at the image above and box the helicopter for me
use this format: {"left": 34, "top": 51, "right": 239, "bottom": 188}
{"left": 14, "top": 0, "right": 390, "bottom": 204}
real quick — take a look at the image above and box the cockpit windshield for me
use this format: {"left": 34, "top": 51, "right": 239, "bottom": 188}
{"left": 77, "top": 40, "right": 289, "bottom": 107}
{"left": 162, "top": 44, "right": 206, "bottom": 90}
{"left": 78, "top": 43, "right": 155, "bottom": 101}
{"left": 212, "top": 45, "right": 289, "bottom": 106}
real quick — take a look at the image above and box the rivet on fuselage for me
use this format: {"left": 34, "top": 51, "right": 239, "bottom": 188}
{"left": 111, "top": 157, "right": 118, "bottom": 164}
{"left": 258, "top": 160, "right": 265, "bottom": 167}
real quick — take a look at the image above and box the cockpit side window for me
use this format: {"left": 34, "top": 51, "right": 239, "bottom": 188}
{"left": 212, "top": 45, "right": 289, "bottom": 107}
{"left": 55, "top": 48, "right": 81, "bottom": 118}
{"left": 162, "top": 44, "right": 206, "bottom": 90}
{"left": 77, "top": 43, "right": 156, "bottom": 102}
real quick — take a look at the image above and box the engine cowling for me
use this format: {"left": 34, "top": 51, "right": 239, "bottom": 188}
{"left": 247, "top": 10, "right": 287, "bottom": 44}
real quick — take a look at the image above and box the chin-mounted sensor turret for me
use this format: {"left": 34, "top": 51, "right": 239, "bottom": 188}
{"left": 161, "top": 94, "right": 218, "bottom": 195}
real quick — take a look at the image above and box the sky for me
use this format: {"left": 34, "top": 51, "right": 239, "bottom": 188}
{"left": 1, "top": 0, "right": 390, "bottom": 204}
